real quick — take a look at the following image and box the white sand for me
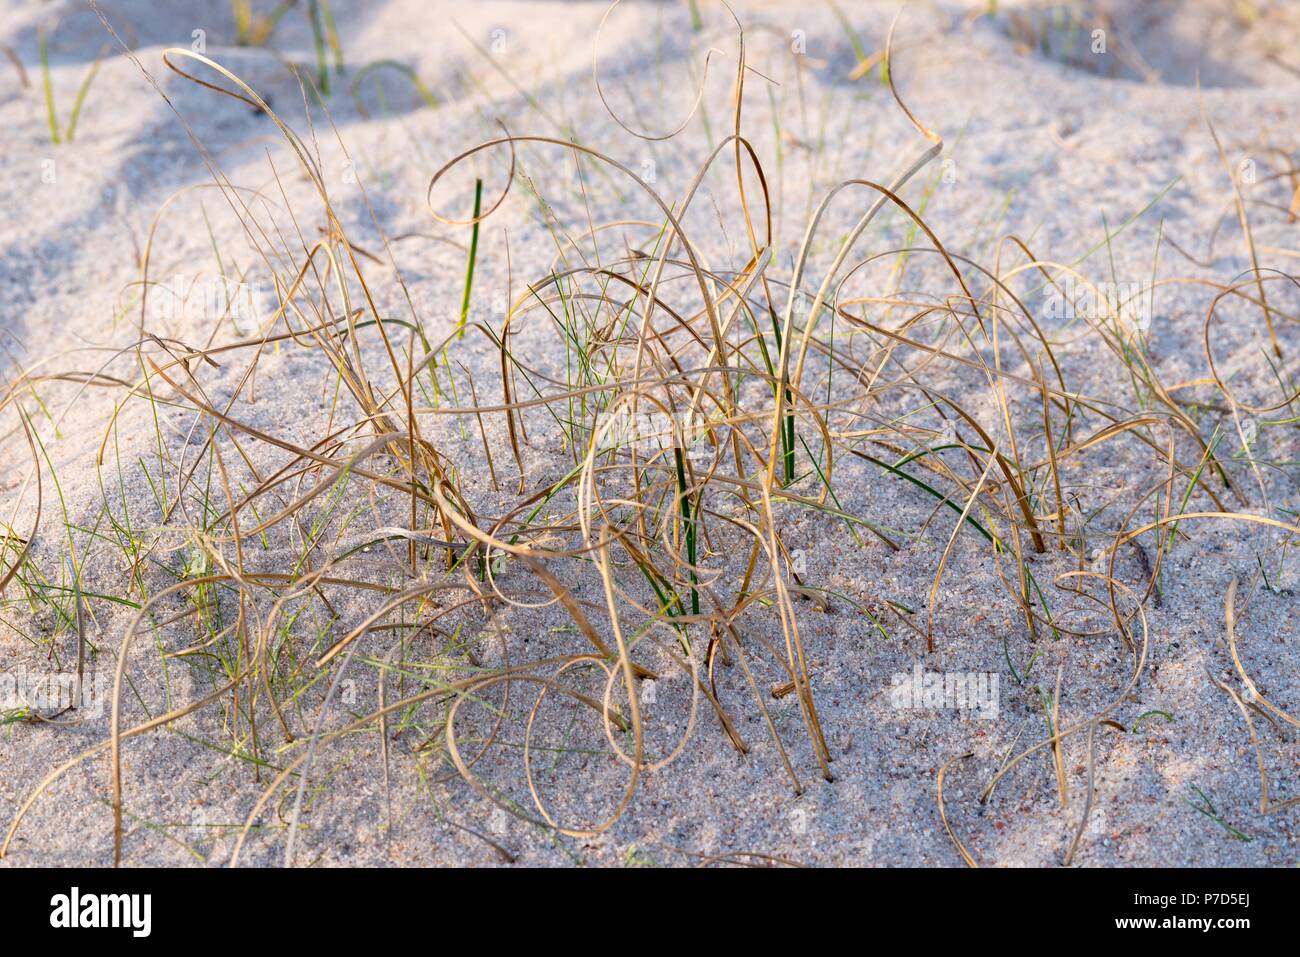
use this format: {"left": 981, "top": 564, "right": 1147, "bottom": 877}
{"left": 1, "top": 0, "right": 1298, "bottom": 866}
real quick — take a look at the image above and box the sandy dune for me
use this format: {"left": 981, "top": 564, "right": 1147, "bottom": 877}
{"left": 0, "top": 0, "right": 1298, "bottom": 867}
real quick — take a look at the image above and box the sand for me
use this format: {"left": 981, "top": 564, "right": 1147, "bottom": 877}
{"left": 0, "top": 0, "right": 1298, "bottom": 867}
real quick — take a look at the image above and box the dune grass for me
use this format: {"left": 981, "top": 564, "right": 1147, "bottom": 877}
{"left": 36, "top": 19, "right": 109, "bottom": 146}
{"left": 0, "top": 0, "right": 1298, "bottom": 868}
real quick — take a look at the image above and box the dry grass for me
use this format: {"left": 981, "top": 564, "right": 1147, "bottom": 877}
{"left": 1, "top": 0, "right": 1298, "bottom": 867}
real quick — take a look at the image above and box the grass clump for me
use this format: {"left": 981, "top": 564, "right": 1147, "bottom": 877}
{"left": 0, "top": 0, "right": 1297, "bottom": 868}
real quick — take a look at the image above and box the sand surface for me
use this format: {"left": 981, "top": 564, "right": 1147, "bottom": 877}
{"left": 1, "top": 0, "right": 1298, "bottom": 867}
